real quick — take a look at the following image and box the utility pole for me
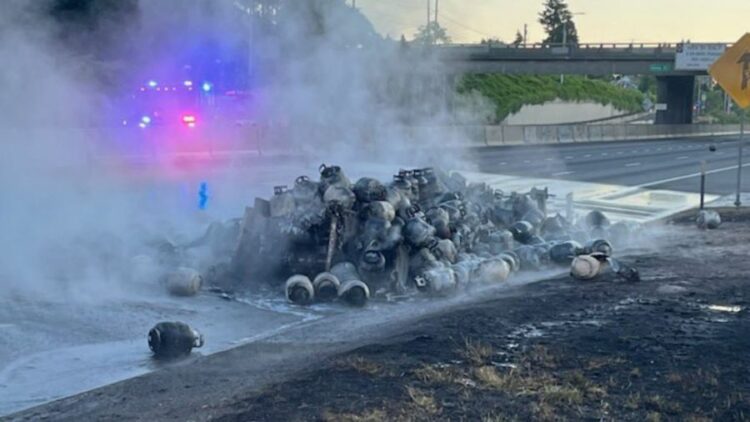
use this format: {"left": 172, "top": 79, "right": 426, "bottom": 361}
{"left": 427, "top": 0, "right": 431, "bottom": 27}
{"left": 434, "top": 0, "right": 439, "bottom": 24}
{"left": 523, "top": 23, "right": 528, "bottom": 46}
{"left": 352, "top": 0, "right": 356, "bottom": 8}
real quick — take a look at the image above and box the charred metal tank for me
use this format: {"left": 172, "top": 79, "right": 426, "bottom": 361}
{"left": 165, "top": 268, "right": 203, "bottom": 297}
{"left": 286, "top": 275, "right": 315, "bottom": 305}
{"left": 313, "top": 272, "right": 340, "bottom": 302}
{"left": 331, "top": 262, "right": 370, "bottom": 307}
{"left": 148, "top": 322, "right": 204, "bottom": 359}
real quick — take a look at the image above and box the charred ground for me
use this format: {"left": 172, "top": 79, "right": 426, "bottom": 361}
{"left": 8, "top": 208, "right": 750, "bottom": 422}
{"left": 214, "top": 209, "right": 750, "bottom": 422}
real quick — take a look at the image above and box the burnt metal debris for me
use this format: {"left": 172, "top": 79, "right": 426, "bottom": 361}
{"left": 172, "top": 165, "right": 643, "bottom": 306}
{"left": 148, "top": 321, "right": 204, "bottom": 359}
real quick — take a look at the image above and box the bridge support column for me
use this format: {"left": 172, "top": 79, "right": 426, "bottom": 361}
{"left": 655, "top": 75, "right": 695, "bottom": 124}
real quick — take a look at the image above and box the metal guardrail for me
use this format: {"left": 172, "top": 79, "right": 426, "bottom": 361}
{"left": 439, "top": 42, "right": 732, "bottom": 50}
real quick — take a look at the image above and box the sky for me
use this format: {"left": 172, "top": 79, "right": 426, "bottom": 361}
{"left": 356, "top": 0, "right": 750, "bottom": 44}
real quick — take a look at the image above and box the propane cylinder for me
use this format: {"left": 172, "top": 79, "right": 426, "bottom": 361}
{"left": 165, "top": 268, "right": 203, "bottom": 297}
{"left": 331, "top": 262, "right": 370, "bottom": 307}
{"left": 570, "top": 255, "right": 603, "bottom": 281}
{"left": 548, "top": 241, "right": 584, "bottom": 266}
{"left": 510, "top": 221, "right": 534, "bottom": 244}
{"left": 696, "top": 210, "right": 721, "bottom": 230}
{"left": 497, "top": 252, "right": 521, "bottom": 272}
{"left": 415, "top": 266, "right": 457, "bottom": 294}
{"left": 148, "top": 321, "right": 204, "bottom": 359}
{"left": 403, "top": 216, "right": 436, "bottom": 247}
{"left": 323, "top": 185, "right": 356, "bottom": 210}
{"left": 353, "top": 178, "right": 387, "bottom": 203}
{"left": 585, "top": 239, "right": 613, "bottom": 257}
{"left": 286, "top": 275, "right": 315, "bottom": 305}
{"left": 270, "top": 186, "right": 296, "bottom": 217}
{"left": 313, "top": 272, "right": 341, "bottom": 302}
{"left": 368, "top": 201, "right": 396, "bottom": 222}
{"left": 475, "top": 258, "right": 510, "bottom": 284}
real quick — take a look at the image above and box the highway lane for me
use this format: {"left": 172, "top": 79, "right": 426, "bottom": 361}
{"left": 467, "top": 136, "right": 750, "bottom": 195}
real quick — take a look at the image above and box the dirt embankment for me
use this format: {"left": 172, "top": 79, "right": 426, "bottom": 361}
{"left": 214, "top": 209, "right": 750, "bottom": 421}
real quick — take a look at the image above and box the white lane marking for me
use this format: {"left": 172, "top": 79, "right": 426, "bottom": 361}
{"left": 637, "top": 162, "right": 750, "bottom": 188}
{"left": 602, "top": 153, "right": 609, "bottom": 156}
{"left": 616, "top": 151, "right": 624, "bottom": 155}
{"left": 625, "top": 162, "right": 641, "bottom": 167}
{"left": 677, "top": 156, "right": 689, "bottom": 160}
{"left": 524, "top": 160, "right": 531, "bottom": 164}
{"left": 545, "top": 157, "right": 554, "bottom": 161}
{"left": 584, "top": 154, "right": 592, "bottom": 158}
{"left": 552, "top": 171, "right": 575, "bottom": 177}
{"left": 565, "top": 156, "right": 573, "bottom": 160}
{"left": 500, "top": 162, "right": 507, "bottom": 165}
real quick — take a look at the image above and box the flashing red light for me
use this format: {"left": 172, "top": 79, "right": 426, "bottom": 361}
{"left": 181, "top": 114, "right": 197, "bottom": 128}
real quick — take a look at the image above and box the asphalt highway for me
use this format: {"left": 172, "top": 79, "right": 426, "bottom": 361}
{"left": 469, "top": 136, "right": 750, "bottom": 196}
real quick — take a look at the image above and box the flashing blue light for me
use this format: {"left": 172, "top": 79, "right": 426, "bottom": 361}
{"left": 183, "top": 80, "right": 193, "bottom": 87}
{"left": 201, "top": 82, "right": 213, "bottom": 92}
{"left": 141, "top": 116, "right": 152, "bottom": 124}
{"left": 147, "top": 80, "right": 158, "bottom": 88}
{"left": 198, "top": 182, "right": 209, "bottom": 210}
{"left": 138, "top": 123, "right": 147, "bottom": 129}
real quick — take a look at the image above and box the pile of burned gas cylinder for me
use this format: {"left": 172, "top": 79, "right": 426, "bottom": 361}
{"left": 198, "top": 164, "right": 642, "bottom": 308}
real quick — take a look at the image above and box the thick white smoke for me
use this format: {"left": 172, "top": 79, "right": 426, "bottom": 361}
{"left": 0, "top": 0, "right": 487, "bottom": 301}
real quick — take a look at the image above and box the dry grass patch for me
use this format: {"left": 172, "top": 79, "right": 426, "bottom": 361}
{"left": 413, "top": 364, "right": 472, "bottom": 387}
{"left": 585, "top": 356, "right": 626, "bottom": 370}
{"left": 335, "top": 356, "right": 387, "bottom": 377}
{"left": 474, "top": 366, "right": 516, "bottom": 390}
{"left": 540, "top": 384, "right": 583, "bottom": 406}
{"left": 405, "top": 386, "right": 441, "bottom": 416}
{"left": 461, "top": 338, "right": 494, "bottom": 367}
{"left": 525, "top": 345, "right": 558, "bottom": 370}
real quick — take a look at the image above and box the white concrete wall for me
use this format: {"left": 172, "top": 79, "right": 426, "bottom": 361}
{"left": 502, "top": 100, "right": 627, "bottom": 125}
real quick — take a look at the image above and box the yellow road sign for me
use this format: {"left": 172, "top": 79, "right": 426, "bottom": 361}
{"left": 709, "top": 33, "right": 750, "bottom": 109}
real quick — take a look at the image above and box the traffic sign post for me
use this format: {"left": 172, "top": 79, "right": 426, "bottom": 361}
{"left": 709, "top": 33, "right": 750, "bottom": 207}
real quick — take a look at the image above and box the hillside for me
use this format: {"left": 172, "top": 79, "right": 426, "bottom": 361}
{"left": 458, "top": 74, "right": 646, "bottom": 123}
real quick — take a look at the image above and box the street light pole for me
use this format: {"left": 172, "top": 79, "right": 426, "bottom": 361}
{"left": 736, "top": 111, "right": 746, "bottom": 207}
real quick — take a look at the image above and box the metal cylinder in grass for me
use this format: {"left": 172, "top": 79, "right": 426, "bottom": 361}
{"left": 286, "top": 275, "right": 315, "bottom": 305}
{"left": 165, "top": 268, "right": 203, "bottom": 297}
{"left": 148, "top": 321, "right": 204, "bottom": 359}
{"left": 331, "top": 262, "right": 370, "bottom": 307}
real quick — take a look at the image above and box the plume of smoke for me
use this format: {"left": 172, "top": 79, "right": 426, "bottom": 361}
{"left": 0, "top": 0, "right": 490, "bottom": 301}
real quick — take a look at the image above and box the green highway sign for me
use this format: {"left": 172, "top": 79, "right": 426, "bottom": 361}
{"left": 650, "top": 63, "right": 672, "bottom": 73}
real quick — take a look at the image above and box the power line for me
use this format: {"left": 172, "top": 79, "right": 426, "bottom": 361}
{"left": 439, "top": 12, "right": 494, "bottom": 39}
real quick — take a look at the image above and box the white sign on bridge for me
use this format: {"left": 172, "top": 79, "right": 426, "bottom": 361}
{"left": 675, "top": 43, "right": 726, "bottom": 71}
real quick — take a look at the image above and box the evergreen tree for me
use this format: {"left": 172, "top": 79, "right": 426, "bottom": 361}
{"left": 538, "top": 0, "right": 579, "bottom": 45}
{"left": 513, "top": 30, "right": 524, "bottom": 47}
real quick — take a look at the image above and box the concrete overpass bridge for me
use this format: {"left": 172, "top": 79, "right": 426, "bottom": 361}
{"left": 429, "top": 42, "right": 730, "bottom": 125}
